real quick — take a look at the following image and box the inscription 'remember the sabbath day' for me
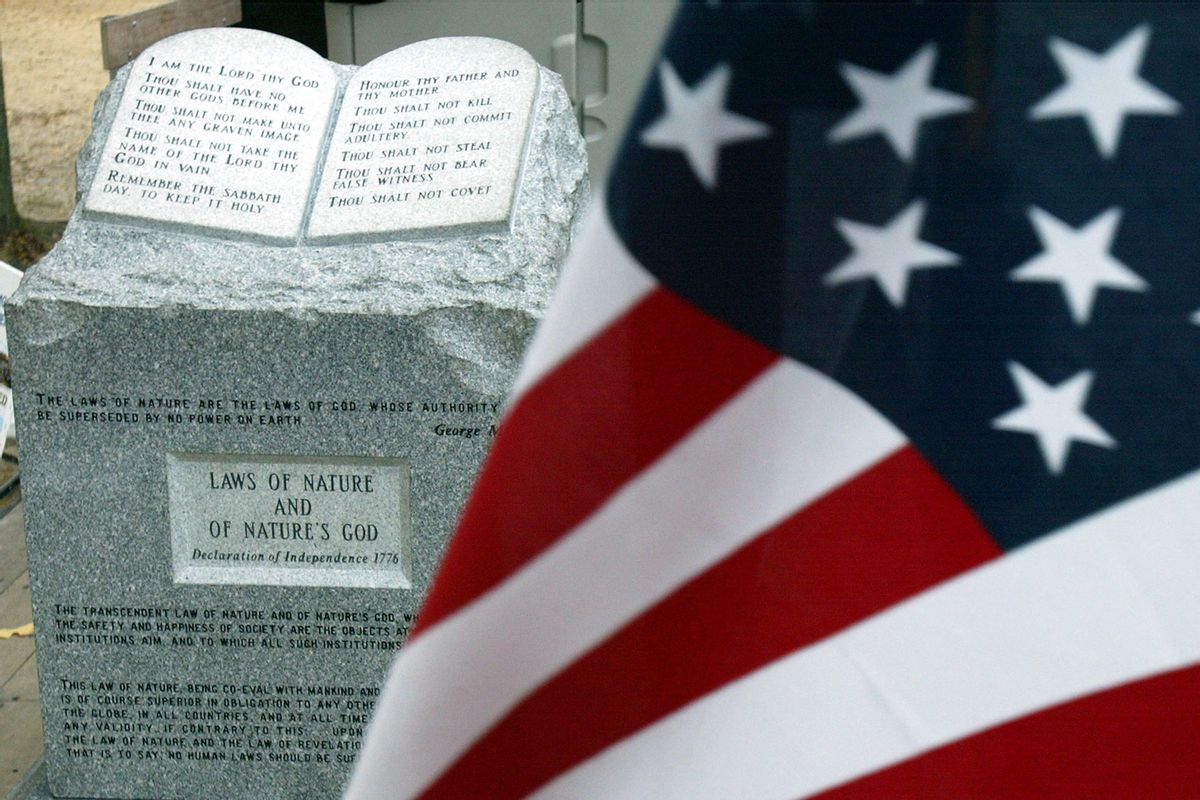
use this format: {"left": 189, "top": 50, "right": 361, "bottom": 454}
{"left": 84, "top": 28, "right": 337, "bottom": 241}
{"left": 167, "top": 454, "right": 412, "bottom": 590}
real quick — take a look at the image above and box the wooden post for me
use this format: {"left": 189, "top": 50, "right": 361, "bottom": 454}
{"left": 0, "top": 47, "right": 18, "bottom": 240}
{"left": 101, "top": 0, "right": 242, "bottom": 72}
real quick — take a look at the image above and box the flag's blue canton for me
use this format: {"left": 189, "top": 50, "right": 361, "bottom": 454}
{"left": 607, "top": 1, "right": 1200, "bottom": 552}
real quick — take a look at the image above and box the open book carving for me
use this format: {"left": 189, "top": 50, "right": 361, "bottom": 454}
{"left": 83, "top": 29, "right": 540, "bottom": 244}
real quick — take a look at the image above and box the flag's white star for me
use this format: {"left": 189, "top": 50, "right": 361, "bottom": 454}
{"left": 1010, "top": 206, "right": 1147, "bottom": 325}
{"left": 828, "top": 43, "right": 974, "bottom": 162}
{"left": 1029, "top": 24, "right": 1179, "bottom": 158}
{"left": 640, "top": 61, "right": 771, "bottom": 190}
{"left": 823, "top": 199, "right": 958, "bottom": 307}
{"left": 992, "top": 362, "right": 1115, "bottom": 475}
{"left": 1191, "top": 309, "right": 1200, "bottom": 325}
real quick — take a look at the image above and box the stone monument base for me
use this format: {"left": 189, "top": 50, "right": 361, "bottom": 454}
{"left": 9, "top": 28, "right": 586, "bottom": 800}
{"left": 7, "top": 763, "right": 54, "bottom": 800}
{"left": 7, "top": 763, "right": 218, "bottom": 800}
{"left": 7, "top": 762, "right": 316, "bottom": 800}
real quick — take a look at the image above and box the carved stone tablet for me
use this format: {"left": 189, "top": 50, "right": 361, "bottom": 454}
{"left": 307, "top": 37, "right": 539, "bottom": 242}
{"left": 83, "top": 28, "right": 336, "bottom": 242}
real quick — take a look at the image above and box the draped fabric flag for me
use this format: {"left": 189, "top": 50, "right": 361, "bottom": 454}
{"left": 345, "top": 2, "right": 1200, "bottom": 797}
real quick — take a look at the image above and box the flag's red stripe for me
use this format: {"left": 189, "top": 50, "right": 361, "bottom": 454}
{"left": 810, "top": 662, "right": 1200, "bottom": 800}
{"left": 419, "top": 446, "right": 1002, "bottom": 799}
{"left": 415, "top": 288, "right": 778, "bottom": 634}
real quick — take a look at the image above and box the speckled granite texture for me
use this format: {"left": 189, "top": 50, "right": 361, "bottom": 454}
{"left": 8, "top": 33, "right": 587, "bottom": 800}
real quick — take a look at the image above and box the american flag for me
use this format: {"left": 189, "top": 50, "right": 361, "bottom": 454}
{"left": 345, "top": 2, "right": 1200, "bottom": 797}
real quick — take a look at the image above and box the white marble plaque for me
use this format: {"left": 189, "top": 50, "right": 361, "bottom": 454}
{"left": 168, "top": 452, "right": 412, "bottom": 589}
{"left": 307, "top": 37, "right": 539, "bottom": 242}
{"left": 84, "top": 28, "right": 336, "bottom": 242}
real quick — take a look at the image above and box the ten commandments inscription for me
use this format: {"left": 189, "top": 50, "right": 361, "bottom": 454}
{"left": 83, "top": 32, "right": 538, "bottom": 243}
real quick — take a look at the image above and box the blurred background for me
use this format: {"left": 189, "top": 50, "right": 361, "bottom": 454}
{"left": 2, "top": 1, "right": 165, "bottom": 265}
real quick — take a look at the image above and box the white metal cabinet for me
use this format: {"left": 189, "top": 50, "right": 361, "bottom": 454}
{"left": 324, "top": 0, "right": 677, "bottom": 184}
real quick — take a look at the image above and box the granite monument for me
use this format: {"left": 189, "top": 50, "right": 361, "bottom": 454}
{"left": 8, "top": 27, "right": 586, "bottom": 800}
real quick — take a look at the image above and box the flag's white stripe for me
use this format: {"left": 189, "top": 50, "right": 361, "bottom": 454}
{"left": 533, "top": 466, "right": 1200, "bottom": 800}
{"left": 510, "top": 202, "right": 657, "bottom": 401}
{"left": 345, "top": 359, "right": 906, "bottom": 799}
